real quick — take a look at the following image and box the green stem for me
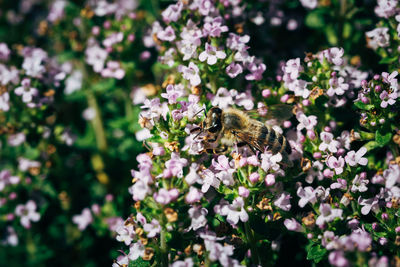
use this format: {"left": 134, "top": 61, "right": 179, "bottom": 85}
{"left": 160, "top": 225, "right": 169, "bottom": 267}
{"left": 244, "top": 220, "right": 260, "bottom": 266}
{"left": 86, "top": 91, "right": 108, "bottom": 152}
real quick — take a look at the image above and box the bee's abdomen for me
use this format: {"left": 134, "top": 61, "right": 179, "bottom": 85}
{"left": 260, "top": 125, "right": 291, "bottom": 155}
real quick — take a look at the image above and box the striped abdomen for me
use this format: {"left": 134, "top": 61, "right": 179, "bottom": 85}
{"left": 258, "top": 124, "right": 291, "bottom": 155}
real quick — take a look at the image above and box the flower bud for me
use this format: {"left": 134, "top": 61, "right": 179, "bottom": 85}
{"left": 381, "top": 213, "right": 388, "bottom": 221}
{"left": 265, "top": 174, "right": 275, "bottom": 186}
{"left": 313, "top": 152, "right": 322, "bottom": 159}
{"left": 375, "top": 85, "right": 382, "bottom": 93}
{"left": 249, "top": 172, "right": 260, "bottom": 183}
{"left": 302, "top": 99, "right": 311, "bottom": 106}
{"left": 238, "top": 186, "right": 250, "bottom": 198}
{"left": 262, "top": 89, "right": 271, "bottom": 98}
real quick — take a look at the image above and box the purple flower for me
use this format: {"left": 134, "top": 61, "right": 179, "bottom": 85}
{"left": 288, "top": 79, "right": 310, "bottom": 98}
{"left": 323, "top": 47, "right": 344, "bottom": 66}
{"left": 162, "top": 2, "right": 183, "bottom": 23}
{"left": 161, "top": 84, "right": 185, "bottom": 104}
{"left": 202, "top": 17, "right": 228, "bottom": 37}
{"left": 72, "top": 208, "right": 93, "bottom": 230}
{"left": 0, "top": 43, "right": 11, "bottom": 61}
{"left": 0, "top": 91, "right": 10, "bottom": 111}
{"left": 85, "top": 45, "right": 108, "bottom": 72}
{"left": 201, "top": 169, "right": 220, "bottom": 193}
{"left": 116, "top": 224, "right": 135, "bottom": 245}
{"left": 7, "top": 132, "right": 26, "bottom": 146}
{"left": 129, "top": 180, "right": 151, "bottom": 201}
{"left": 359, "top": 196, "right": 380, "bottom": 215}
{"left": 153, "top": 188, "right": 178, "bottom": 205}
{"left": 384, "top": 164, "right": 400, "bottom": 188}
{"left": 188, "top": 206, "right": 208, "bottom": 230}
{"left": 300, "top": 0, "right": 318, "bottom": 9}
{"left": 366, "top": 27, "right": 390, "bottom": 50}
{"left": 238, "top": 186, "right": 250, "bottom": 198}
{"left": 177, "top": 40, "right": 198, "bottom": 61}
{"left": 245, "top": 62, "right": 266, "bottom": 81}
{"left": 316, "top": 204, "right": 343, "bottom": 226}
{"left": 14, "top": 78, "right": 38, "bottom": 103}
{"left": 101, "top": 61, "right": 125, "bottom": 79}
{"left": 196, "top": 0, "right": 215, "bottom": 16}
{"left": 350, "top": 231, "right": 371, "bottom": 251}
{"left": 199, "top": 43, "right": 226, "bottom": 65}
{"left": 327, "top": 156, "right": 345, "bottom": 175}
{"left": 227, "top": 33, "right": 250, "bottom": 51}
{"left": 345, "top": 147, "right": 368, "bottom": 166}
{"left": 171, "top": 258, "right": 194, "bottom": 267}
{"left": 261, "top": 152, "right": 282, "bottom": 172}
{"left": 65, "top": 71, "right": 83, "bottom": 95}
{"left": 327, "top": 77, "right": 349, "bottom": 96}
{"left": 211, "top": 87, "right": 235, "bottom": 109}
{"left": 157, "top": 26, "right": 176, "bottom": 42}
{"left": 179, "top": 62, "right": 201, "bottom": 86}
{"left": 226, "top": 62, "right": 243, "bottom": 78}
{"left": 375, "top": 0, "right": 398, "bottom": 18}
{"left": 330, "top": 178, "right": 347, "bottom": 190}
{"left": 185, "top": 187, "right": 203, "bottom": 203}
{"left": 297, "top": 113, "right": 317, "bottom": 131}
{"left": 328, "top": 250, "right": 349, "bottom": 267}
{"left": 102, "top": 32, "right": 123, "bottom": 47}
{"left": 0, "top": 64, "right": 19, "bottom": 86}
{"left": 180, "top": 20, "right": 203, "bottom": 45}
{"left": 219, "top": 197, "right": 249, "bottom": 225}
{"left": 284, "top": 218, "right": 303, "bottom": 232}
{"left": 128, "top": 241, "right": 145, "bottom": 261}
{"left": 282, "top": 58, "right": 303, "bottom": 83}
{"left": 274, "top": 192, "right": 292, "bottom": 211}
{"left": 143, "top": 219, "right": 161, "bottom": 238}
{"left": 163, "top": 152, "right": 188, "bottom": 178}
{"left": 319, "top": 132, "right": 340, "bottom": 153}
{"left": 22, "top": 48, "right": 47, "bottom": 78}
{"left": 0, "top": 170, "right": 20, "bottom": 191}
{"left": 297, "top": 186, "right": 317, "bottom": 208}
{"left": 379, "top": 90, "right": 397, "bottom": 108}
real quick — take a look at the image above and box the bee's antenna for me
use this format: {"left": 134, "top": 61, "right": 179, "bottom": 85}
{"left": 193, "top": 130, "right": 204, "bottom": 139}
{"left": 193, "top": 108, "right": 206, "bottom": 118}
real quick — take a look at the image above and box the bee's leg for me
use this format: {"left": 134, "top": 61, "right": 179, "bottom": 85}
{"left": 207, "top": 145, "right": 228, "bottom": 154}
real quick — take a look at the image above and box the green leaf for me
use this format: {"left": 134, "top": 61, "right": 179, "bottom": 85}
{"left": 375, "top": 129, "right": 392, "bottom": 147}
{"left": 306, "top": 243, "right": 327, "bottom": 263}
{"left": 379, "top": 56, "right": 399, "bottom": 64}
{"left": 364, "top": 140, "right": 380, "bottom": 150}
{"left": 129, "top": 257, "right": 151, "bottom": 267}
{"left": 354, "top": 101, "right": 374, "bottom": 110}
{"left": 359, "top": 131, "right": 375, "bottom": 141}
{"left": 305, "top": 11, "right": 325, "bottom": 29}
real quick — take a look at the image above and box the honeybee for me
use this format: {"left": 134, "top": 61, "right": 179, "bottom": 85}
{"left": 192, "top": 105, "right": 293, "bottom": 167}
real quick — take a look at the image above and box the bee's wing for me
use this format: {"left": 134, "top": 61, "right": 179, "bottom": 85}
{"left": 233, "top": 130, "right": 265, "bottom": 153}
{"left": 246, "top": 104, "right": 293, "bottom": 124}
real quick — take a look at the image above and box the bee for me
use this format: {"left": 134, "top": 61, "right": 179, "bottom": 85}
{"left": 192, "top": 105, "right": 293, "bottom": 167}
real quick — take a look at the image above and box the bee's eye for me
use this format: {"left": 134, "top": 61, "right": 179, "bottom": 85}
{"left": 208, "top": 123, "right": 220, "bottom": 133}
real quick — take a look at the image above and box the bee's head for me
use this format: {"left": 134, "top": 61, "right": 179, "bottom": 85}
{"left": 204, "top": 107, "right": 223, "bottom": 133}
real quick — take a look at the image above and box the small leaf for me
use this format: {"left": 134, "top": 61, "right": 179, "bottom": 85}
{"left": 306, "top": 243, "right": 327, "bottom": 263}
{"left": 364, "top": 141, "right": 380, "bottom": 150}
{"left": 354, "top": 101, "right": 374, "bottom": 110}
{"left": 359, "top": 131, "right": 375, "bottom": 141}
{"left": 379, "top": 56, "right": 399, "bottom": 64}
{"left": 305, "top": 11, "right": 325, "bottom": 29}
{"left": 375, "top": 129, "right": 392, "bottom": 147}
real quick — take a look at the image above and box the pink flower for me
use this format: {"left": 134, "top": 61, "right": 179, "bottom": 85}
{"left": 319, "top": 132, "right": 339, "bottom": 153}
{"left": 345, "top": 147, "right": 368, "bottom": 166}
{"left": 202, "top": 17, "right": 228, "bottom": 37}
{"left": 161, "top": 84, "right": 185, "bottom": 104}
{"left": 322, "top": 47, "right": 344, "bottom": 66}
{"left": 116, "top": 224, "right": 135, "bottom": 245}
{"left": 188, "top": 206, "right": 208, "bottom": 230}
{"left": 226, "top": 62, "right": 243, "bottom": 78}
{"left": 179, "top": 62, "right": 201, "bottom": 86}
{"left": 315, "top": 204, "right": 343, "bottom": 226}
{"left": 297, "top": 113, "right": 317, "bottom": 131}
{"left": 328, "top": 250, "right": 349, "bottom": 267}
{"left": 185, "top": 187, "right": 203, "bottom": 203}
{"left": 102, "top": 32, "right": 123, "bottom": 47}
{"left": 199, "top": 43, "right": 226, "bottom": 65}
{"left": 163, "top": 152, "right": 188, "bottom": 178}
{"left": 15, "top": 200, "right": 40, "bottom": 229}
{"left": 162, "top": 2, "right": 183, "bottom": 23}
{"left": 326, "top": 156, "right": 345, "bottom": 175}
{"left": 284, "top": 218, "right": 303, "bottom": 232}
{"left": 0, "top": 170, "right": 20, "bottom": 191}
{"left": 238, "top": 186, "right": 250, "bottom": 198}
{"left": 72, "top": 208, "right": 92, "bottom": 230}
{"left": 379, "top": 90, "right": 397, "bottom": 108}
{"left": 143, "top": 219, "right": 161, "bottom": 238}
{"left": 157, "top": 26, "right": 176, "bottom": 42}
{"left": 245, "top": 62, "right": 266, "bottom": 81}
{"left": 101, "top": 61, "right": 125, "bottom": 79}
{"left": 219, "top": 197, "right": 249, "bottom": 225}
{"left": 274, "top": 192, "right": 292, "bottom": 211}
{"left": 14, "top": 78, "right": 38, "bottom": 103}
{"left": 85, "top": 45, "right": 108, "bottom": 72}
{"left": 128, "top": 242, "right": 145, "bottom": 261}
{"left": 359, "top": 196, "right": 380, "bottom": 215}
{"left": 297, "top": 186, "right": 317, "bottom": 208}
